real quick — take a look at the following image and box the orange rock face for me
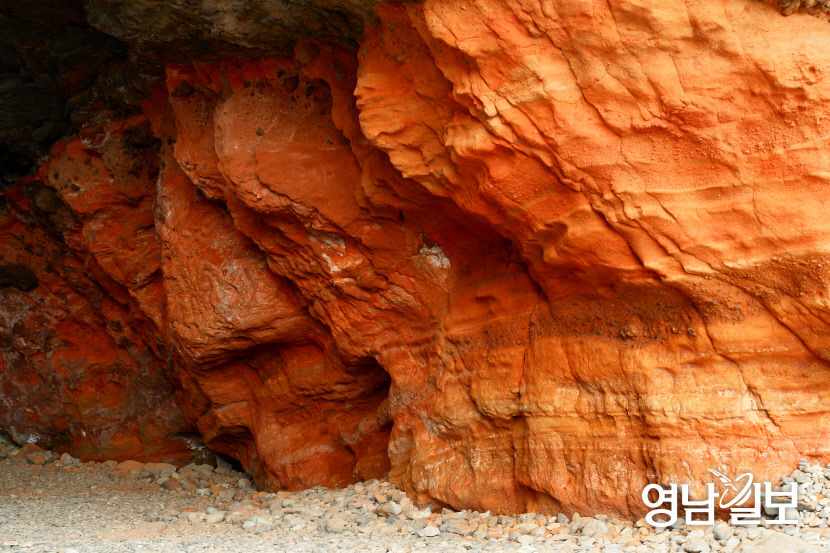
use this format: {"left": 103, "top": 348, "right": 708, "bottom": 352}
{"left": 3, "top": 0, "right": 830, "bottom": 517}
{"left": 352, "top": 0, "right": 830, "bottom": 515}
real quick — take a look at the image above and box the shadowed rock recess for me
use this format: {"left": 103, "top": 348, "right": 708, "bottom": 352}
{"left": 1, "top": 0, "right": 830, "bottom": 518}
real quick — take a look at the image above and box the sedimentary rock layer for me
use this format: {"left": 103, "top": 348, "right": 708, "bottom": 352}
{"left": 2, "top": 0, "right": 830, "bottom": 517}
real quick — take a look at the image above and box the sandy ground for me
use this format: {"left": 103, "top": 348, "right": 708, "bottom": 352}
{"left": 2, "top": 448, "right": 830, "bottom": 553}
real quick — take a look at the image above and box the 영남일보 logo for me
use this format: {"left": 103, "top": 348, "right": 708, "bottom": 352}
{"left": 641, "top": 468, "right": 798, "bottom": 527}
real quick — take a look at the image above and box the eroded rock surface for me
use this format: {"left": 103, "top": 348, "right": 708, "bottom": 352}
{"left": 2, "top": 0, "right": 830, "bottom": 517}
{"left": 0, "top": 178, "right": 193, "bottom": 463}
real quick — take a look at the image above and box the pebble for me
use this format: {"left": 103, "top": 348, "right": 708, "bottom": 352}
{"left": 238, "top": 478, "right": 253, "bottom": 490}
{"left": 322, "top": 518, "right": 347, "bottom": 533}
{"left": 417, "top": 525, "right": 440, "bottom": 537}
{"left": 683, "top": 540, "right": 709, "bottom": 552}
{"left": 744, "top": 526, "right": 763, "bottom": 540}
{"left": 162, "top": 478, "right": 183, "bottom": 491}
{"left": 714, "top": 522, "right": 732, "bottom": 540}
{"left": 117, "top": 460, "right": 144, "bottom": 472}
{"left": 144, "top": 462, "right": 177, "bottom": 474}
{"left": 581, "top": 518, "right": 609, "bottom": 537}
{"left": 381, "top": 500, "right": 402, "bottom": 516}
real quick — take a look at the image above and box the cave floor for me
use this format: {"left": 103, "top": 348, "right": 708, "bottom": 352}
{"left": 1, "top": 453, "right": 829, "bottom": 553}
{"left": 0, "top": 454, "right": 516, "bottom": 553}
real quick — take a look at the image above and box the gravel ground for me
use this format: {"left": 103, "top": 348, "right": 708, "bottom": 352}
{"left": 2, "top": 439, "right": 830, "bottom": 553}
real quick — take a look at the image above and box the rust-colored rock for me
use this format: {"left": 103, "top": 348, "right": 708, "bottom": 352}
{"left": 153, "top": 139, "right": 393, "bottom": 490}
{"left": 0, "top": 176, "right": 194, "bottom": 463}
{"left": 17, "top": 443, "right": 51, "bottom": 465}
{"left": 3, "top": 0, "right": 830, "bottom": 518}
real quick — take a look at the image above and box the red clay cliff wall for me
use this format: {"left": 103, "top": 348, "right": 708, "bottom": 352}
{"left": 2, "top": 0, "right": 830, "bottom": 517}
